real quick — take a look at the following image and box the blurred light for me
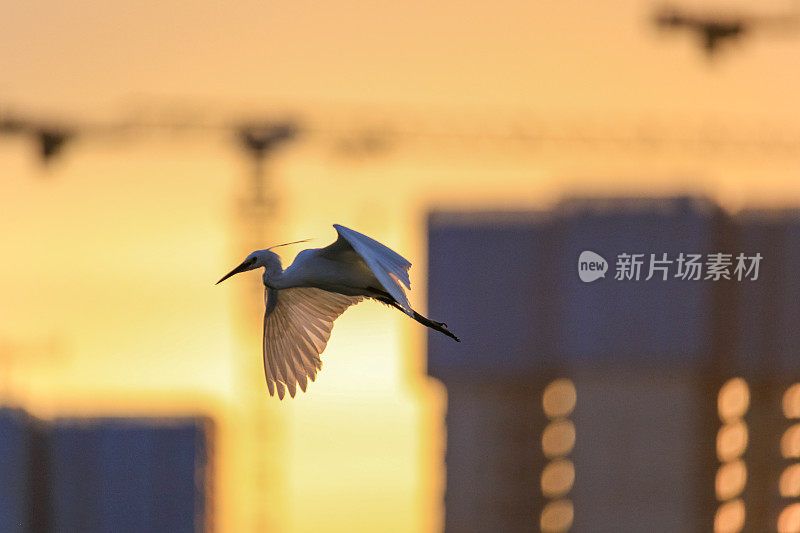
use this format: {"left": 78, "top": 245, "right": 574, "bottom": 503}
{"left": 782, "top": 425, "right": 800, "bottom": 459}
{"left": 778, "top": 503, "right": 800, "bottom": 533}
{"left": 718, "top": 378, "right": 750, "bottom": 423}
{"left": 540, "top": 499, "right": 573, "bottom": 533}
{"left": 715, "top": 459, "right": 747, "bottom": 501}
{"left": 541, "top": 459, "right": 575, "bottom": 498}
{"left": 717, "top": 421, "right": 748, "bottom": 463}
{"left": 780, "top": 464, "right": 800, "bottom": 498}
{"left": 541, "top": 379, "right": 575, "bottom": 531}
{"left": 784, "top": 384, "right": 800, "bottom": 419}
{"left": 714, "top": 498, "right": 745, "bottom": 533}
{"left": 542, "top": 379, "right": 576, "bottom": 419}
{"left": 542, "top": 420, "right": 576, "bottom": 459}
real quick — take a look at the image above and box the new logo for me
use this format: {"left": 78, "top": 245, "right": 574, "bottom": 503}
{"left": 578, "top": 250, "right": 608, "bottom": 283}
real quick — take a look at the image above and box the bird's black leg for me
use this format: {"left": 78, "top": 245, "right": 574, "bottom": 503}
{"left": 371, "top": 289, "right": 460, "bottom": 342}
{"left": 409, "top": 309, "right": 460, "bottom": 342}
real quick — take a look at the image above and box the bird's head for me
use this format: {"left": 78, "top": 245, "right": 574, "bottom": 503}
{"left": 216, "top": 240, "right": 308, "bottom": 285}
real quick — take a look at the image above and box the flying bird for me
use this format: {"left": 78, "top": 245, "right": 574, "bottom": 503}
{"left": 217, "top": 224, "right": 459, "bottom": 399}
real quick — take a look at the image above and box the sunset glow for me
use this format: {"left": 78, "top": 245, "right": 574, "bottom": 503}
{"left": 2, "top": 1, "right": 800, "bottom": 531}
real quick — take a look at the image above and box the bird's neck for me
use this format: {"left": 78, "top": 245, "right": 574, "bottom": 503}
{"left": 263, "top": 268, "right": 291, "bottom": 290}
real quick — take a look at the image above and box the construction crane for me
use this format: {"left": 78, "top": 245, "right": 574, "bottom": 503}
{"left": 654, "top": 4, "right": 800, "bottom": 58}
{"left": 233, "top": 121, "right": 297, "bottom": 532}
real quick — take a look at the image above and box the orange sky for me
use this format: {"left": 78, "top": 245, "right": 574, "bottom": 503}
{"left": 2, "top": 0, "right": 800, "bottom": 117}
{"left": 1, "top": 1, "right": 800, "bottom": 532}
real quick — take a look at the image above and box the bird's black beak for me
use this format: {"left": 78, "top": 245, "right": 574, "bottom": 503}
{"left": 216, "top": 259, "right": 252, "bottom": 285}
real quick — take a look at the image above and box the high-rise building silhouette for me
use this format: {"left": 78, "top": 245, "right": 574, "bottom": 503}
{"left": 427, "top": 197, "right": 800, "bottom": 533}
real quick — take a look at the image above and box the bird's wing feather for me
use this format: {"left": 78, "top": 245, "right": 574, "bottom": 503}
{"left": 327, "top": 224, "right": 413, "bottom": 314}
{"left": 263, "top": 287, "right": 362, "bottom": 399}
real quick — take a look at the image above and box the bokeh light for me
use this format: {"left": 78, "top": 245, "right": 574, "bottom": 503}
{"left": 780, "top": 464, "right": 800, "bottom": 498}
{"left": 717, "top": 421, "right": 749, "bottom": 463}
{"left": 540, "top": 499, "right": 574, "bottom": 533}
{"left": 782, "top": 424, "right": 800, "bottom": 459}
{"left": 714, "top": 499, "right": 745, "bottom": 533}
{"left": 716, "top": 459, "right": 747, "bottom": 501}
{"left": 541, "top": 459, "right": 575, "bottom": 499}
{"left": 718, "top": 378, "right": 750, "bottom": 424}
{"left": 786, "top": 385, "right": 800, "bottom": 419}
{"left": 542, "top": 420, "right": 576, "bottom": 459}
{"left": 542, "top": 379, "right": 577, "bottom": 419}
{"left": 778, "top": 503, "right": 800, "bottom": 533}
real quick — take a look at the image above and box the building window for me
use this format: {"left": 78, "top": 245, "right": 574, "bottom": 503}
{"left": 778, "top": 384, "right": 800, "bottom": 533}
{"left": 541, "top": 378, "right": 576, "bottom": 533}
{"left": 714, "top": 377, "right": 750, "bottom": 533}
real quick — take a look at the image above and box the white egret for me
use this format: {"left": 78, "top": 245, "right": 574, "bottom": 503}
{"left": 217, "top": 224, "right": 459, "bottom": 399}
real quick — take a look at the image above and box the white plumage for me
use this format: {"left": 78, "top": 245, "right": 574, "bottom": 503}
{"left": 217, "top": 224, "right": 459, "bottom": 399}
{"left": 262, "top": 287, "right": 361, "bottom": 399}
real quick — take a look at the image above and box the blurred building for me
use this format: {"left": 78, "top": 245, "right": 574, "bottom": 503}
{"left": 427, "top": 197, "right": 800, "bottom": 533}
{"left": 0, "top": 408, "right": 212, "bottom": 533}
{"left": 0, "top": 409, "right": 41, "bottom": 532}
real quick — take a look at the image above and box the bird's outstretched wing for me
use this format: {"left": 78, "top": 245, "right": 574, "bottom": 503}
{"left": 263, "top": 287, "right": 362, "bottom": 399}
{"left": 323, "top": 224, "right": 413, "bottom": 314}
